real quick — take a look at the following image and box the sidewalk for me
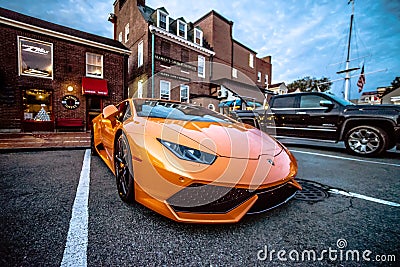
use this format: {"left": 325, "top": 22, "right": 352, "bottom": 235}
{"left": 0, "top": 132, "right": 90, "bottom": 152}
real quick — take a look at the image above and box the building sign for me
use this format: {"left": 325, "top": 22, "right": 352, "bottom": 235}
{"left": 159, "top": 71, "right": 191, "bottom": 83}
{"left": 61, "top": 95, "right": 80, "bottom": 110}
{"left": 155, "top": 54, "right": 197, "bottom": 72}
{"left": 18, "top": 36, "right": 53, "bottom": 79}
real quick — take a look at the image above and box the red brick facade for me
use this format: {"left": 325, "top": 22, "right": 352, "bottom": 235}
{"left": 111, "top": 0, "right": 272, "bottom": 111}
{"left": 0, "top": 8, "right": 130, "bottom": 132}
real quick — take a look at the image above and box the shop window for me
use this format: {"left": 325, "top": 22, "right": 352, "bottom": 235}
{"left": 18, "top": 36, "right": 53, "bottom": 79}
{"left": 198, "top": 55, "right": 205, "bottom": 78}
{"left": 23, "top": 89, "right": 52, "bottom": 121}
{"left": 86, "top": 53, "right": 103, "bottom": 78}
{"left": 160, "top": 80, "right": 170, "bottom": 100}
{"left": 180, "top": 85, "right": 189, "bottom": 103}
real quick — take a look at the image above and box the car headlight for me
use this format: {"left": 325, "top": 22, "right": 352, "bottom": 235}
{"left": 158, "top": 138, "right": 216, "bottom": 165}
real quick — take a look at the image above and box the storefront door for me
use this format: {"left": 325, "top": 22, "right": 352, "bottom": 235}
{"left": 86, "top": 96, "right": 103, "bottom": 130}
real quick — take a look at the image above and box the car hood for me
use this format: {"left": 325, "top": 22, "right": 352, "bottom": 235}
{"left": 161, "top": 120, "right": 281, "bottom": 159}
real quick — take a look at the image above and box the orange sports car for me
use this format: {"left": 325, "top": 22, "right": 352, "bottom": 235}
{"left": 91, "top": 99, "right": 301, "bottom": 223}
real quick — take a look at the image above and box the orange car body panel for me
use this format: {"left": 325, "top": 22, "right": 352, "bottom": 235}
{"left": 92, "top": 99, "right": 301, "bottom": 223}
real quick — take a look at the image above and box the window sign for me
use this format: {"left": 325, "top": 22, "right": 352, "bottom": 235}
{"left": 18, "top": 37, "right": 53, "bottom": 79}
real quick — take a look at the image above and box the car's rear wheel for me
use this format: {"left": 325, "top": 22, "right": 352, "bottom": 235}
{"left": 90, "top": 128, "right": 98, "bottom": 156}
{"left": 114, "top": 134, "right": 135, "bottom": 203}
{"left": 344, "top": 125, "right": 388, "bottom": 156}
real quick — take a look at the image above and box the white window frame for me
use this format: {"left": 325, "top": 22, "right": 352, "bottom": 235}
{"left": 125, "top": 23, "right": 129, "bottom": 43}
{"left": 194, "top": 28, "right": 203, "bottom": 46}
{"left": 180, "top": 85, "right": 189, "bottom": 103}
{"left": 249, "top": 54, "right": 254, "bottom": 68}
{"left": 160, "top": 80, "right": 171, "bottom": 100}
{"left": 197, "top": 55, "right": 205, "bottom": 78}
{"left": 232, "top": 68, "right": 238, "bottom": 78}
{"left": 257, "top": 71, "right": 261, "bottom": 82}
{"left": 118, "top": 32, "right": 122, "bottom": 42}
{"left": 138, "top": 80, "right": 143, "bottom": 98}
{"left": 86, "top": 52, "right": 103, "bottom": 78}
{"left": 265, "top": 74, "right": 269, "bottom": 85}
{"left": 138, "top": 41, "right": 143, "bottom": 67}
{"left": 177, "top": 20, "right": 187, "bottom": 39}
{"left": 157, "top": 10, "right": 169, "bottom": 31}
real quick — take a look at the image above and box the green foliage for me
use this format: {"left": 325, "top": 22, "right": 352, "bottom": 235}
{"left": 287, "top": 76, "right": 332, "bottom": 93}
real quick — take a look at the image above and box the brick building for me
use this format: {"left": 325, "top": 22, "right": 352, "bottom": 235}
{"left": 110, "top": 0, "right": 272, "bottom": 112}
{"left": 0, "top": 7, "right": 130, "bottom": 132}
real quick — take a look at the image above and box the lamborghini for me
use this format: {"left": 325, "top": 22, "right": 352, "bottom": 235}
{"left": 91, "top": 98, "right": 301, "bottom": 223}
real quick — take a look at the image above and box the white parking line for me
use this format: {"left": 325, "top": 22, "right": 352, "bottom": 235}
{"left": 290, "top": 149, "right": 400, "bottom": 168}
{"left": 329, "top": 189, "right": 400, "bottom": 207}
{"left": 60, "top": 149, "right": 91, "bottom": 267}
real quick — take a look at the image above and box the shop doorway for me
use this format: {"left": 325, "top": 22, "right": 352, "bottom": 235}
{"left": 86, "top": 96, "right": 103, "bottom": 130}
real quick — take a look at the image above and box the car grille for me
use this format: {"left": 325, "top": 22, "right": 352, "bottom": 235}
{"left": 168, "top": 182, "right": 299, "bottom": 214}
{"left": 247, "top": 183, "right": 299, "bottom": 214}
{"left": 167, "top": 183, "right": 254, "bottom": 214}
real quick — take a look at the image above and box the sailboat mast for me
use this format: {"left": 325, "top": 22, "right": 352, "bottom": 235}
{"left": 344, "top": 0, "right": 355, "bottom": 100}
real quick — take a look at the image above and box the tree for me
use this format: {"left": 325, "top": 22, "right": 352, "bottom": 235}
{"left": 391, "top": 77, "right": 400, "bottom": 90}
{"left": 287, "top": 76, "right": 332, "bottom": 93}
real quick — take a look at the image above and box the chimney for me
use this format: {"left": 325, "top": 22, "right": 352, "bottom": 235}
{"left": 137, "top": 0, "right": 145, "bottom": 6}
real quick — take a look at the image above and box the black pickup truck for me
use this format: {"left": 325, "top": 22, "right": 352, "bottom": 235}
{"left": 233, "top": 92, "right": 400, "bottom": 156}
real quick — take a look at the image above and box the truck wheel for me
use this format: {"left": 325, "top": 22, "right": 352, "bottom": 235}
{"left": 344, "top": 126, "right": 388, "bottom": 156}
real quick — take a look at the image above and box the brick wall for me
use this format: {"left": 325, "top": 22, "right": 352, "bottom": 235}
{"left": 0, "top": 24, "right": 126, "bottom": 131}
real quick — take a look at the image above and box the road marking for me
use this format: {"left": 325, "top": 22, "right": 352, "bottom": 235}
{"left": 329, "top": 189, "right": 400, "bottom": 207}
{"left": 290, "top": 149, "right": 400, "bottom": 167}
{"left": 60, "top": 149, "right": 91, "bottom": 267}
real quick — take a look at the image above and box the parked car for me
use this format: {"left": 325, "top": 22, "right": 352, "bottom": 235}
{"left": 262, "top": 92, "right": 400, "bottom": 156}
{"left": 91, "top": 99, "right": 301, "bottom": 223}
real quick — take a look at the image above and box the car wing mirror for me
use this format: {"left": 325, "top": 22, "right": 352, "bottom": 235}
{"left": 320, "top": 100, "right": 334, "bottom": 109}
{"left": 102, "top": 105, "right": 118, "bottom": 120}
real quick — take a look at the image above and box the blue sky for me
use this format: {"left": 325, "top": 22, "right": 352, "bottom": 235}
{"left": 1, "top": 0, "right": 399, "bottom": 99}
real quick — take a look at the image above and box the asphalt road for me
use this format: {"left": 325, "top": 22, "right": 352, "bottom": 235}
{"left": 0, "top": 142, "right": 399, "bottom": 266}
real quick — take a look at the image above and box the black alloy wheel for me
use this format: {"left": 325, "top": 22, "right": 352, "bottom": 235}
{"left": 344, "top": 125, "right": 388, "bottom": 156}
{"left": 114, "top": 134, "right": 135, "bottom": 203}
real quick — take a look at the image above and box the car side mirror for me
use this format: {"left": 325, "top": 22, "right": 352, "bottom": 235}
{"left": 102, "top": 105, "right": 118, "bottom": 120}
{"left": 320, "top": 100, "right": 334, "bottom": 109}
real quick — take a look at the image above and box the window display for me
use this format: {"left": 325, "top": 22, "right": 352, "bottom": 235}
{"left": 23, "top": 89, "right": 52, "bottom": 121}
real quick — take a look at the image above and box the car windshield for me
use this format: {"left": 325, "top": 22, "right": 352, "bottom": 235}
{"left": 133, "top": 99, "right": 234, "bottom": 123}
{"left": 323, "top": 93, "right": 355, "bottom": 106}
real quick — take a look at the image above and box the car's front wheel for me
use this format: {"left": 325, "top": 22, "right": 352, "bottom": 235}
{"left": 114, "top": 134, "right": 135, "bottom": 203}
{"left": 344, "top": 125, "right": 388, "bottom": 156}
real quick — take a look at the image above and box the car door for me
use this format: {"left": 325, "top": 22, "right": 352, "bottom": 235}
{"left": 295, "top": 94, "right": 340, "bottom": 140}
{"left": 268, "top": 95, "right": 299, "bottom": 137}
{"left": 101, "top": 101, "right": 131, "bottom": 159}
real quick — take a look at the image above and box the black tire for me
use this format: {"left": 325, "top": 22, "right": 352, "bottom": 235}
{"left": 344, "top": 125, "right": 388, "bottom": 156}
{"left": 114, "top": 133, "right": 135, "bottom": 203}
{"left": 90, "top": 129, "right": 98, "bottom": 156}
